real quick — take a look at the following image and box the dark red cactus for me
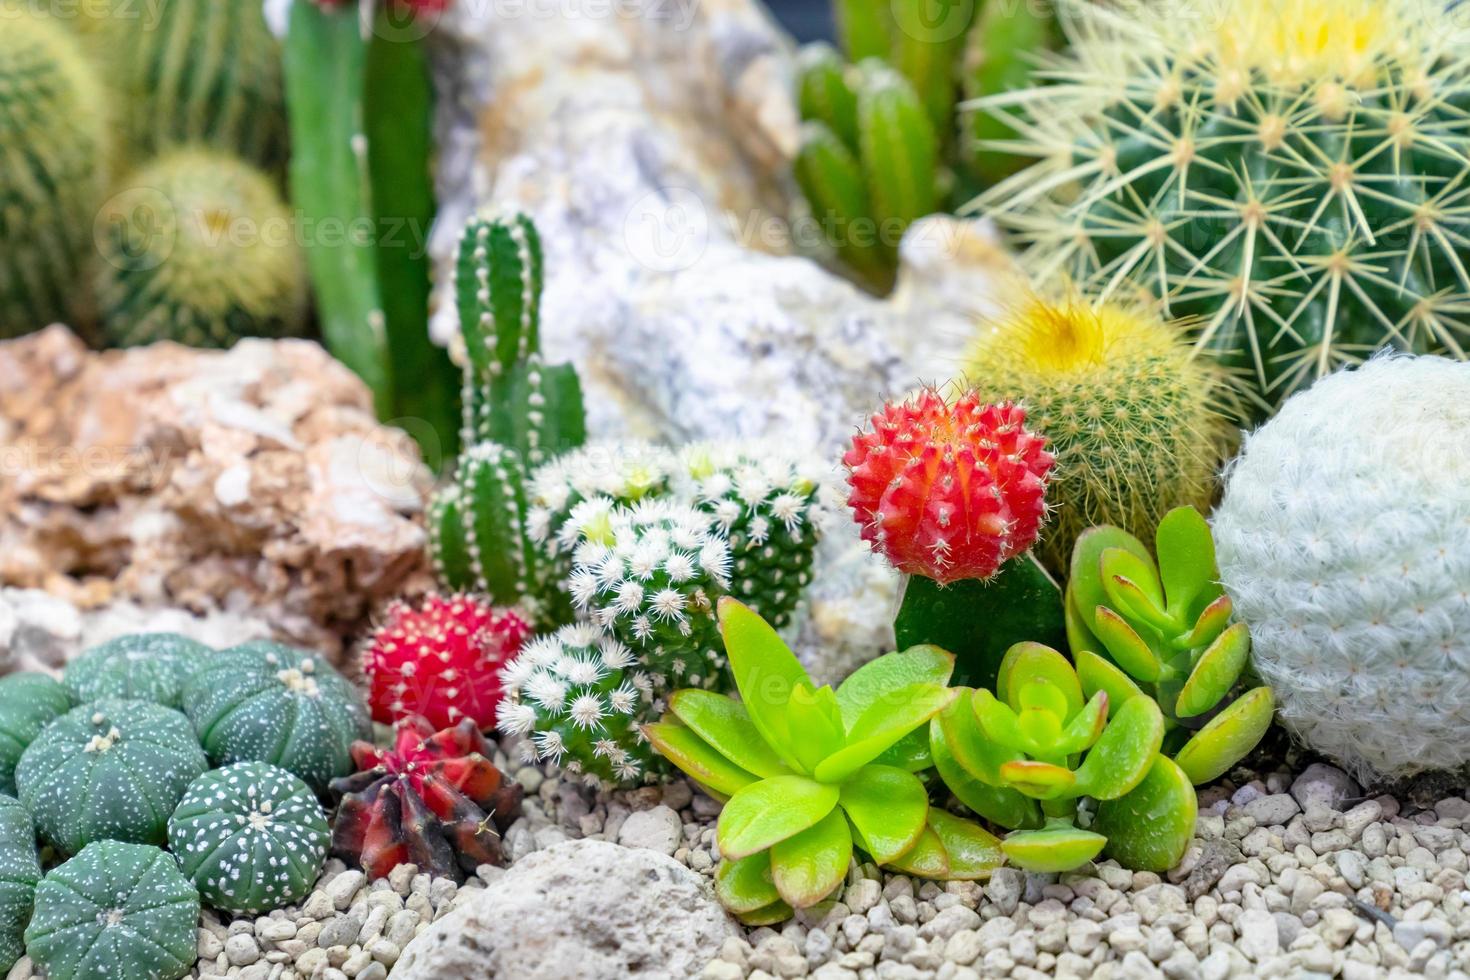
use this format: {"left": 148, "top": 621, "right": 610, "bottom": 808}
{"left": 330, "top": 717, "right": 522, "bottom": 881}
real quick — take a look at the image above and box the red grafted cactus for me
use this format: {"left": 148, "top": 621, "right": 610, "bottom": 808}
{"left": 330, "top": 718, "right": 522, "bottom": 881}
{"left": 845, "top": 389, "right": 1053, "bottom": 584}
{"left": 364, "top": 594, "right": 530, "bottom": 731}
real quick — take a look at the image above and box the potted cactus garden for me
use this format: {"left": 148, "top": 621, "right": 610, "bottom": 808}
{"left": 0, "top": 0, "right": 1468, "bottom": 978}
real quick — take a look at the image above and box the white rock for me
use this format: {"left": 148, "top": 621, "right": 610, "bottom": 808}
{"left": 1290, "top": 765, "right": 1361, "bottom": 811}
{"left": 1234, "top": 909, "right": 1280, "bottom": 961}
{"left": 395, "top": 839, "right": 735, "bottom": 979}
{"left": 617, "top": 806, "right": 683, "bottom": 856}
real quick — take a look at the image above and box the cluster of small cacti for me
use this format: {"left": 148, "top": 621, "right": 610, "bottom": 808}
{"left": 330, "top": 717, "right": 521, "bottom": 882}
{"left": 363, "top": 593, "right": 531, "bottom": 731}
{"left": 793, "top": 0, "right": 1054, "bottom": 289}
{"left": 975, "top": 0, "right": 1470, "bottom": 417}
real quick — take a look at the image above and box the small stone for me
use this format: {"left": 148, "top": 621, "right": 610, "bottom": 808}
{"left": 1233, "top": 909, "right": 1278, "bottom": 961}
{"left": 1393, "top": 918, "right": 1451, "bottom": 951}
{"left": 616, "top": 805, "right": 683, "bottom": 855}
{"left": 1243, "top": 795, "right": 1300, "bottom": 827}
{"left": 844, "top": 879, "right": 881, "bottom": 915}
{"left": 318, "top": 913, "right": 365, "bottom": 949}
{"left": 1289, "top": 764, "right": 1360, "bottom": 811}
{"left": 986, "top": 869, "right": 1024, "bottom": 915}
{"left": 225, "top": 934, "right": 261, "bottom": 967}
{"left": 325, "top": 870, "right": 366, "bottom": 910}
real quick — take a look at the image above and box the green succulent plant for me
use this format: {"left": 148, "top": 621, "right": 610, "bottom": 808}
{"left": 1066, "top": 506, "right": 1276, "bottom": 786}
{"left": 933, "top": 642, "right": 1196, "bottom": 874}
{"left": 645, "top": 599, "right": 1002, "bottom": 924}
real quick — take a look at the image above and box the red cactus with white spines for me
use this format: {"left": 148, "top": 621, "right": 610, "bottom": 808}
{"left": 844, "top": 389, "right": 1053, "bottom": 584}
{"left": 363, "top": 594, "right": 531, "bottom": 731}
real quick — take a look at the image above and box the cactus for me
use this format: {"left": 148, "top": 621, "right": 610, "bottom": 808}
{"left": 16, "top": 699, "right": 208, "bottom": 855}
{"left": 0, "top": 673, "right": 73, "bottom": 796}
{"left": 0, "top": 795, "right": 39, "bottom": 973}
{"left": 1212, "top": 355, "right": 1470, "bottom": 779}
{"left": 63, "top": 633, "right": 213, "bottom": 709}
{"left": 183, "top": 642, "right": 371, "bottom": 794}
{"left": 75, "top": 0, "right": 287, "bottom": 171}
{"left": 330, "top": 717, "right": 522, "bottom": 882}
{"left": 964, "top": 296, "right": 1233, "bottom": 572}
{"left": 497, "top": 622, "right": 666, "bottom": 789}
{"left": 566, "top": 500, "right": 733, "bottom": 690}
{"left": 25, "top": 841, "right": 199, "bottom": 980}
{"left": 168, "top": 762, "right": 328, "bottom": 914}
{"left": 0, "top": 12, "right": 108, "bottom": 336}
{"left": 974, "top": 0, "right": 1470, "bottom": 419}
{"left": 363, "top": 593, "right": 531, "bottom": 731}
{"left": 96, "top": 149, "right": 308, "bottom": 348}
{"left": 428, "top": 212, "right": 587, "bottom": 624}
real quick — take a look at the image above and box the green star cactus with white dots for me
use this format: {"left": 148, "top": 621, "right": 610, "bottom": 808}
{"left": 25, "top": 840, "right": 199, "bottom": 980}
{"left": 0, "top": 673, "right": 73, "bottom": 796}
{"left": 15, "top": 699, "right": 207, "bottom": 855}
{"left": 183, "top": 642, "right": 371, "bottom": 794}
{"left": 168, "top": 761, "right": 328, "bottom": 914}
{"left": 498, "top": 623, "right": 666, "bottom": 789}
{"left": 429, "top": 212, "right": 588, "bottom": 624}
{"left": 974, "top": 0, "right": 1470, "bottom": 418}
{"left": 0, "top": 11, "right": 108, "bottom": 336}
{"left": 0, "top": 795, "right": 40, "bottom": 973}
{"left": 63, "top": 633, "right": 213, "bottom": 709}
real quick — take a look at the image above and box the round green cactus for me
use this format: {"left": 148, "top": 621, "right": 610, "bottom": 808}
{"left": 15, "top": 699, "right": 208, "bottom": 855}
{"left": 25, "top": 840, "right": 199, "bottom": 980}
{"left": 0, "top": 10, "right": 108, "bottom": 337}
{"left": 183, "top": 642, "right": 371, "bottom": 794}
{"left": 169, "top": 761, "right": 328, "bottom": 914}
{"left": 0, "top": 673, "right": 73, "bottom": 796}
{"left": 0, "top": 795, "right": 41, "bottom": 973}
{"left": 96, "top": 147, "right": 308, "bottom": 349}
{"left": 63, "top": 633, "right": 213, "bottom": 709}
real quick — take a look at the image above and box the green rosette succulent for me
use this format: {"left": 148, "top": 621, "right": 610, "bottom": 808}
{"left": 645, "top": 599, "right": 1002, "bottom": 924}
{"left": 1066, "top": 506, "right": 1275, "bottom": 786}
{"left": 934, "top": 642, "right": 1194, "bottom": 874}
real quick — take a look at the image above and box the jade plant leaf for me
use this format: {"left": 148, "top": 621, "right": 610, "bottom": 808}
{"left": 835, "top": 645, "right": 954, "bottom": 727}
{"left": 1068, "top": 526, "right": 1151, "bottom": 638}
{"left": 1094, "top": 755, "right": 1198, "bottom": 872}
{"left": 1091, "top": 607, "right": 1162, "bottom": 682}
{"left": 1100, "top": 548, "right": 1168, "bottom": 626}
{"left": 972, "top": 688, "right": 1026, "bottom": 748}
{"left": 930, "top": 720, "right": 1040, "bottom": 829}
{"left": 997, "top": 643, "right": 1083, "bottom": 717}
{"left": 871, "top": 729, "right": 932, "bottom": 772}
{"left": 885, "top": 822, "right": 950, "bottom": 878}
{"left": 737, "top": 899, "right": 794, "bottom": 926}
{"left": 718, "top": 776, "right": 840, "bottom": 860}
{"left": 715, "top": 852, "right": 781, "bottom": 914}
{"left": 1175, "top": 624, "right": 1250, "bottom": 719}
{"left": 1070, "top": 695, "right": 1164, "bottom": 800}
{"left": 814, "top": 683, "right": 956, "bottom": 783}
{"left": 720, "top": 598, "right": 815, "bottom": 773}
{"left": 667, "top": 691, "right": 792, "bottom": 778}
{"left": 1154, "top": 506, "right": 1224, "bottom": 621}
{"left": 641, "top": 722, "right": 758, "bottom": 797}
{"left": 925, "top": 810, "right": 1004, "bottom": 879}
{"left": 1174, "top": 688, "right": 1276, "bottom": 784}
{"left": 1074, "top": 650, "right": 1144, "bottom": 719}
{"left": 1178, "top": 595, "right": 1233, "bottom": 649}
{"left": 1054, "top": 691, "right": 1110, "bottom": 755}
{"left": 1000, "top": 826, "right": 1108, "bottom": 873}
{"left": 934, "top": 691, "right": 1019, "bottom": 785}
{"left": 770, "top": 809, "right": 853, "bottom": 908}
{"left": 838, "top": 764, "right": 928, "bottom": 864}
{"left": 998, "top": 760, "right": 1076, "bottom": 800}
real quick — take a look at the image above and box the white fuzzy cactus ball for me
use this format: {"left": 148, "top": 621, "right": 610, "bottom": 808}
{"left": 1213, "top": 355, "right": 1470, "bottom": 780}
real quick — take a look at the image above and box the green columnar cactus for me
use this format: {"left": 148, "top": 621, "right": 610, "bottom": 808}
{"left": 646, "top": 600, "right": 1002, "bottom": 924}
{"left": 182, "top": 642, "right": 371, "bottom": 794}
{"left": 0, "top": 673, "right": 73, "bottom": 796}
{"left": 974, "top": 0, "right": 1470, "bottom": 418}
{"left": 16, "top": 699, "right": 208, "bottom": 855}
{"left": 75, "top": 0, "right": 287, "bottom": 171}
{"left": 0, "top": 795, "right": 40, "bottom": 973}
{"left": 428, "top": 212, "right": 588, "bottom": 624}
{"left": 0, "top": 12, "right": 108, "bottom": 336}
{"left": 934, "top": 643, "right": 1196, "bottom": 873}
{"left": 63, "top": 633, "right": 213, "bottom": 709}
{"left": 168, "top": 762, "right": 329, "bottom": 914}
{"left": 96, "top": 148, "right": 309, "bottom": 348}
{"left": 25, "top": 841, "right": 199, "bottom": 980}
{"left": 497, "top": 622, "right": 666, "bottom": 788}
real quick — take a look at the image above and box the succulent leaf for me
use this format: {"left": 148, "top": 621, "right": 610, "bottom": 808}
{"left": 1091, "top": 607, "right": 1163, "bottom": 682}
{"left": 720, "top": 599, "right": 816, "bottom": 770}
{"left": 1154, "top": 506, "right": 1223, "bottom": 619}
{"left": 1000, "top": 826, "right": 1107, "bottom": 874}
{"left": 718, "top": 776, "right": 840, "bottom": 861}
{"left": 1174, "top": 687, "right": 1276, "bottom": 785}
{"left": 1100, "top": 549, "right": 1170, "bottom": 630}
{"left": 1176, "top": 624, "right": 1251, "bottom": 719}
{"left": 1055, "top": 691, "right": 1110, "bottom": 756}
{"left": 835, "top": 646, "right": 954, "bottom": 726}
{"left": 925, "top": 810, "right": 1004, "bottom": 880}
{"left": 936, "top": 691, "right": 1019, "bottom": 784}
{"left": 1179, "top": 595, "right": 1233, "bottom": 650}
{"left": 815, "top": 683, "right": 956, "bottom": 783}
{"left": 715, "top": 852, "right": 781, "bottom": 914}
{"left": 997, "top": 760, "right": 1077, "bottom": 800}
{"left": 929, "top": 719, "right": 1041, "bottom": 830}
{"left": 1094, "top": 755, "right": 1198, "bottom": 873}
{"left": 667, "top": 691, "right": 791, "bottom": 779}
{"left": 836, "top": 764, "right": 929, "bottom": 865}
{"left": 1068, "top": 526, "right": 1153, "bottom": 639}
{"left": 885, "top": 822, "right": 950, "bottom": 879}
{"left": 770, "top": 810, "right": 853, "bottom": 909}
{"left": 1074, "top": 650, "right": 1145, "bottom": 719}
{"left": 997, "top": 643, "right": 1083, "bottom": 718}
{"left": 641, "top": 723, "right": 757, "bottom": 798}
{"left": 1070, "top": 696, "right": 1165, "bottom": 801}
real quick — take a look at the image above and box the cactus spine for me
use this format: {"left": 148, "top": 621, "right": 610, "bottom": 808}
{"left": 428, "top": 213, "right": 587, "bottom": 625}
{"left": 0, "top": 12, "right": 108, "bottom": 336}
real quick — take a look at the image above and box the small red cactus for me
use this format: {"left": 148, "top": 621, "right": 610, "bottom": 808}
{"left": 364, "top": 594, "right": 530, "bottom": 731}
{"left": 330, "top": 717, "right": 522, "bottom": 881}
{"left": 844, "top": 389, "right": 1053, "bottom": 584}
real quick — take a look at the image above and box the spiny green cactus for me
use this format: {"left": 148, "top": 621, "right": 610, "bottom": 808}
{"left": 975, "top": 0, "right": 1470, "bottom": 419}
{"left": 964, "top": 296, "right": 1233, "bottom": 573}
{"left": 497, "top": 622, "right": 666, "bottom": 789}
{"left": 0, "top": 11, "right": 108, "bottom": 337}
{"left": 74, "top": 0, "right": 287, "bottom": 171}
{"left": 96, "top": 148, "right": 308, "bottom": 348}
{"left": 428, "top": 212, "right": 587, "bottom": 625}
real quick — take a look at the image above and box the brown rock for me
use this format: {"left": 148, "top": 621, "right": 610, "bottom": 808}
{"left": 0, "top": 327, "right": 433, "bottom": 659}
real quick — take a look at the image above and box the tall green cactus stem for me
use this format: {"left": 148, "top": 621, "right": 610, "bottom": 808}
{"left": 0, "top": 12, "right": 108, "bottom": 337}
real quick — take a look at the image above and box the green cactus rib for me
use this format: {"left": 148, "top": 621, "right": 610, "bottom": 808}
{"left": 972, "top": 0, "right": 1470, "bottom": 418}
{"left": 0, "top": 673, "right": 73, "bottom": 797}
{"left": 0, "top": 12, "right": 108, "bottom": 337}
{"left": 63, "top": 633, "right": 214, "bottom": 709}
{"left": 0, "top": 795, "right": 40, "bottom": 974}
{"left": 857, "top": 61, "right": 940, "bottom": 245}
